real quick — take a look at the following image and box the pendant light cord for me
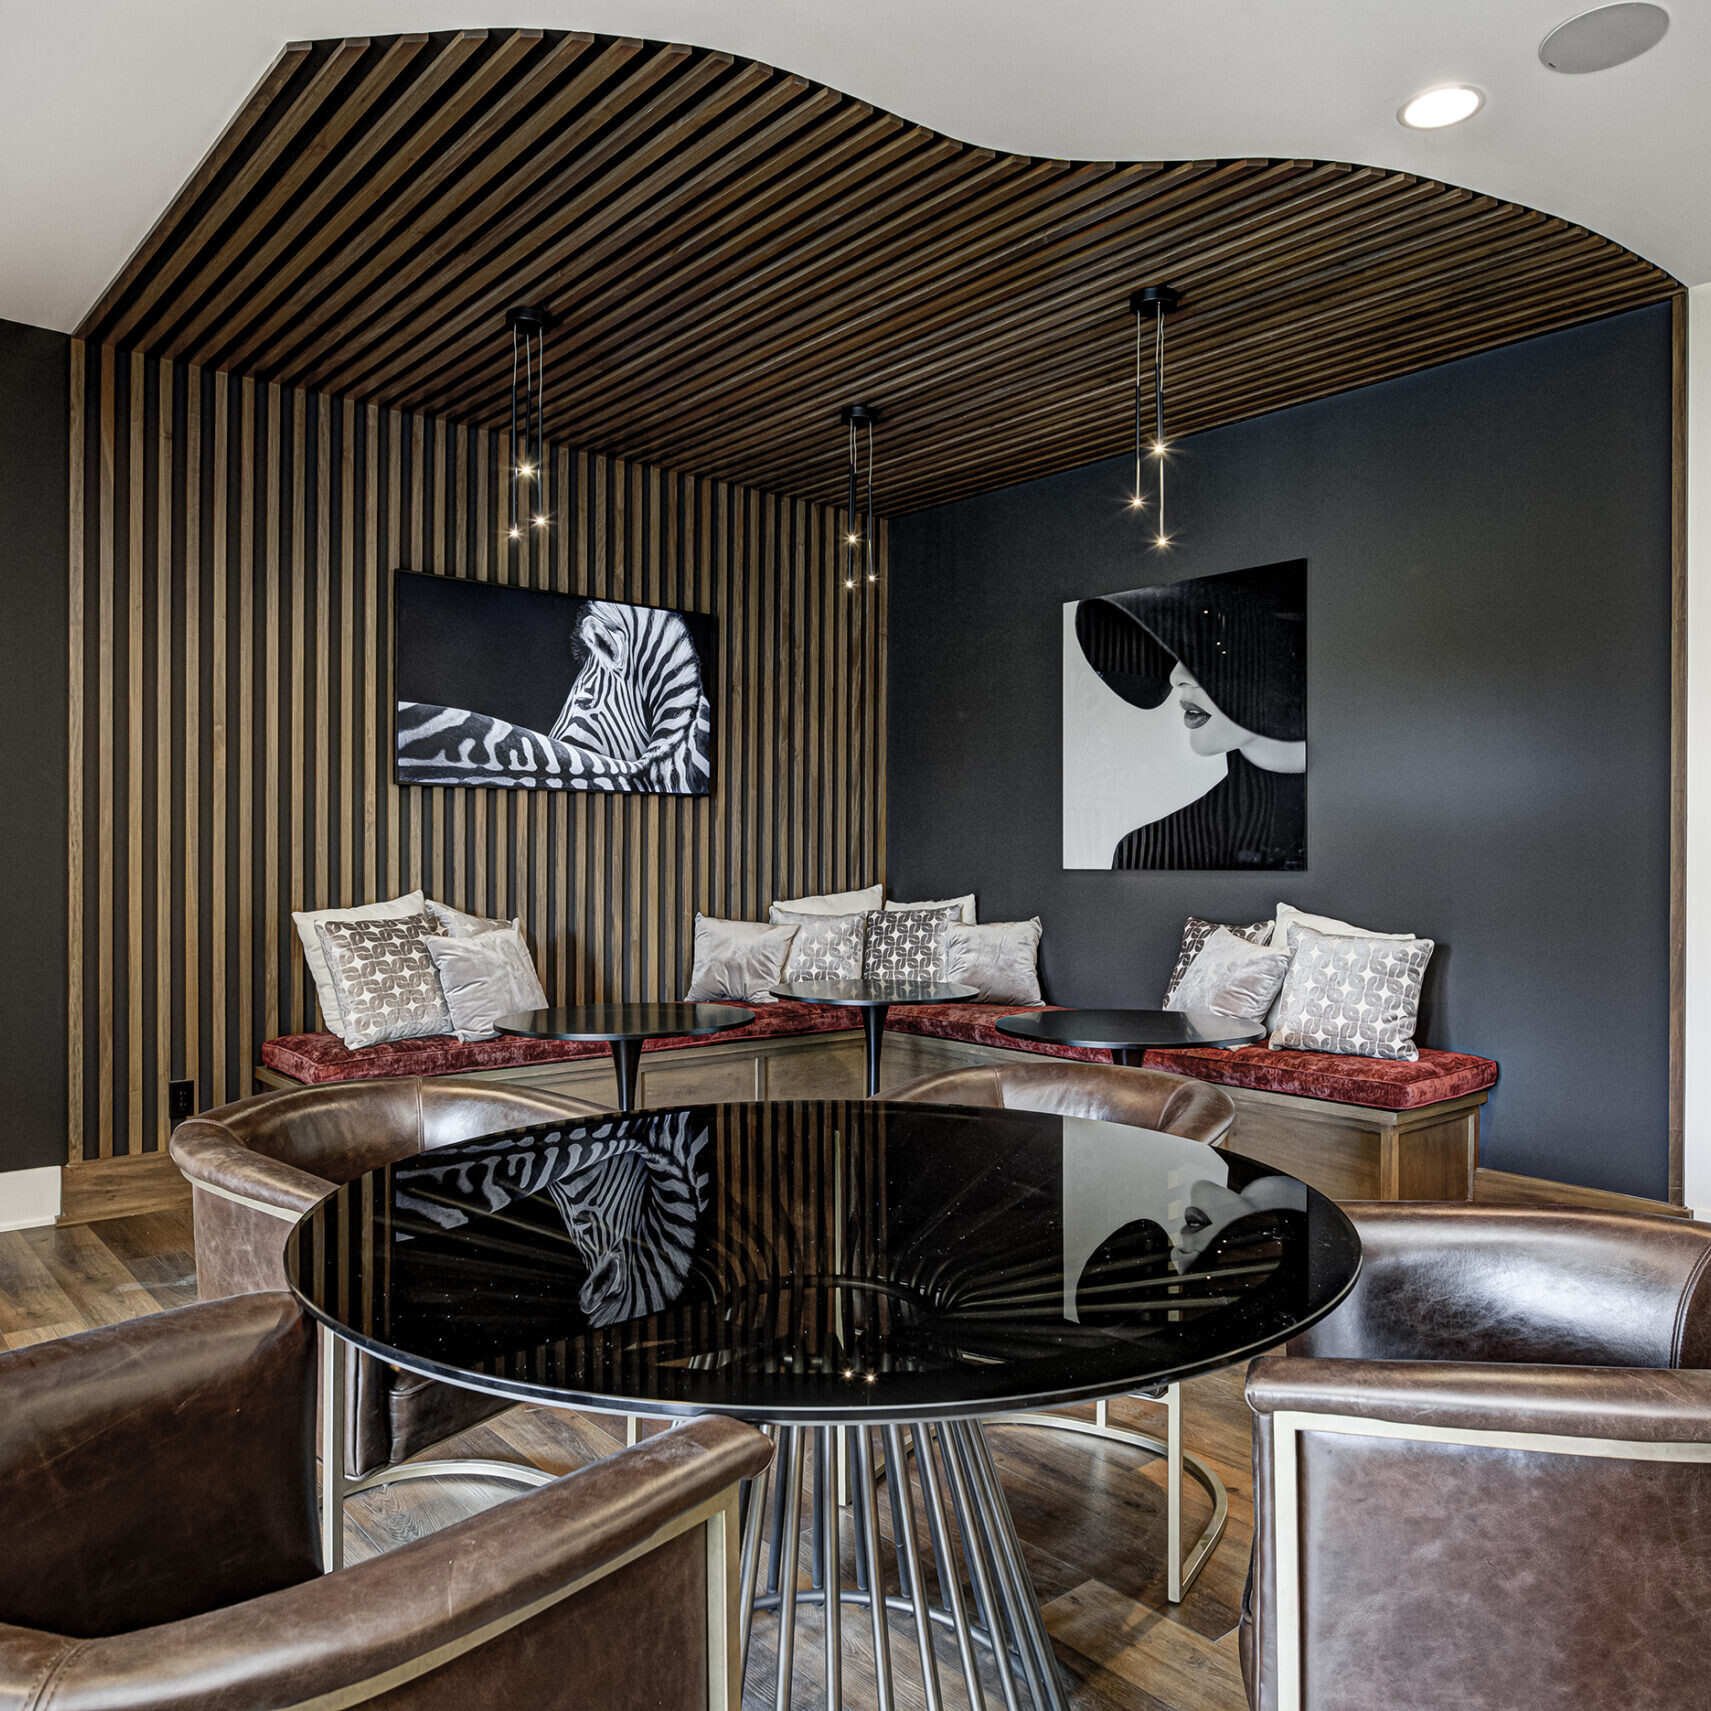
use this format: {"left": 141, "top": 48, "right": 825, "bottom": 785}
{"left": 865, "top": 420, "right": 876, "bottom": 582}
{"left": 1155, "top": 302, "right": 1167, "bottom": 544}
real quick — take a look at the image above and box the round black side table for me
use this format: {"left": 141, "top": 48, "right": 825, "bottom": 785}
{"left": 769, "top": 979, "right": 978, "bottom": 1096}
{"left": 995, "top": 1006, "right": 1264, "bottom": 1066}
{"left": 494, "top": 1003, "right": 755, "bottom": 1110}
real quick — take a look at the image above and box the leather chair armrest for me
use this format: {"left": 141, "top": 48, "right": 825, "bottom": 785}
{"left": 1247, "top": 1355, "right": 1711, "bottom": 1443}
{"left": 0, "top": 1416, "right": 774, "bottom": 1711}
{"left": 170, "top": 1120, "right": 333, "bottom": 1217}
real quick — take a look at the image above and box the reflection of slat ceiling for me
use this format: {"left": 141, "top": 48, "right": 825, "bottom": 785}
{"left": 81, "top": 30, "right": 1678, "bottom": 515}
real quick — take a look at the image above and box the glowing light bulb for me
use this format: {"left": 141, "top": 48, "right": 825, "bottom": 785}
{"left": 1156, "top": 533, "right": 1171, "bottom": 549}
{"left": 1128, "top": 495, "right": 1146, "bottom": 510}
{"left": 533, "top": 514, "right": 548, "bottom": 529}
{"left": 846, "top": 531, "right": 861, "bottom": 545}
{"left": 517, "top": 463, "right": 534, "bottom": 479}
{"left": 1399, "top": 85, "right": 1483, "bottom": 129}
{"left": 507, "top": 525, "right": 521, "bottom": 540}
{"left": 845, "top": 578, "right": 857, "bottom": 591}
{"left": 1151, "top": 439, "right": 1169, "bottom": 457}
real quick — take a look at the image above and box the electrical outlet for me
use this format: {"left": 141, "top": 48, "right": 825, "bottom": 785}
{"left": 168, "top": 1079, "right": 195, "bottom": 1124}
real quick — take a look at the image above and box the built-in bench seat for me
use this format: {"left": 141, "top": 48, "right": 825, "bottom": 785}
{"left": 257, "top": 1000, "right": 1496, "bottom": 1205}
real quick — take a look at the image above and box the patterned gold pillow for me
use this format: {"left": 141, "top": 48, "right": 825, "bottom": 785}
{"left": 315, "top": 911, "right": 454, "bottom": 1049}
{"left": 773, "top": 909, "right": 866, "bottom": 982}
{"left": 1268, "top": 925, "right": 1435, "bottom": 1061}
{"left": 862, "top": 905, "right": 958, "bottom": 983}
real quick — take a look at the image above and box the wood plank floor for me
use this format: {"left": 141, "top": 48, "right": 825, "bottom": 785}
{"left": 0, "top": 1208, "right": 1255, "bottom": 1711}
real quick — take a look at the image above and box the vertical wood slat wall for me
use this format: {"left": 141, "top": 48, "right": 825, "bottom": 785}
{"left": 66, "top": 341, "right": 887, "bottom": 1164}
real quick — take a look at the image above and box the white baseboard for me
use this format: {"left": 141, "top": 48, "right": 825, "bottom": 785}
{"left": 0, "top": 1165, "right": 62, "bottom": 1231}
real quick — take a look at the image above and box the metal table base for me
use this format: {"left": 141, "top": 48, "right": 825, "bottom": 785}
{"left": 740, "top": 1419, "right": 1070, "bottom": 1711}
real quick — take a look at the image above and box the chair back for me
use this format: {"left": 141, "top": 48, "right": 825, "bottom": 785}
{"left": 888, "top": 1060, "right": 1234, "bottom": 1144}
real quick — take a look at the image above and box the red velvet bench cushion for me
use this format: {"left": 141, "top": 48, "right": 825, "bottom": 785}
{"left": 884, "top": 1004, "right": 1108, "bottom": 1061}
{"left": 884, "top": 1006, "right": 1496, "bottom": 1112}
{"left": 262, "top": 1001, "right": 861, "bottom": 1085}
{"left": 1138, "top": 1043, "right": 1498, "bottom": 1112}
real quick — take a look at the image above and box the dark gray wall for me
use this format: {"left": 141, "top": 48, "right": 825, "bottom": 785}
{"left": 0, "top": 318, "right": 69, "bottom": 1174}
{"left": 888, "top": 306, "right": 1674, "bottom": 1200}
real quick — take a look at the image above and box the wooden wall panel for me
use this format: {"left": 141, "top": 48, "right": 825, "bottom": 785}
{"left": 66, "top": 342, "right": 887, "bottom": 1163}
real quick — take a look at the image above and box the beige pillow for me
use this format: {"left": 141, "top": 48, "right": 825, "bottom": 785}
{"left": 315, "top": 911, "right": 453, "bottom": 1049}
{"left": 425, "top": 925, "right": 549, "bottom": 1042}
{"left": 885, "top": 894, "right": 977, "bottom": 926}
{"left": 769, "top": 884, "right": 884, "bottom": 920}
{"left": 292, "top": 890, "right": 426, "bottom": 1034}
{"left": 942, "top": 919, "right": 1042, "bottom": 1003}
{"left": 684, "top": 915, "right": 798, "bottom": 1004}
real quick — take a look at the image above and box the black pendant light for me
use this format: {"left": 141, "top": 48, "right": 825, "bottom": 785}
{"left": 840, "top": 403, "right": 880, "bottom": 590}
{"left": 505, "top": 305, "right": 552, "bottom": 547}
{"left": 1128, "top": 285, "right": 1179, "bottom": 548}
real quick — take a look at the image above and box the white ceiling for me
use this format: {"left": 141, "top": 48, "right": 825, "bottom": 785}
{"left": 3, "top": 0, "right": 1705, "bottom": 336}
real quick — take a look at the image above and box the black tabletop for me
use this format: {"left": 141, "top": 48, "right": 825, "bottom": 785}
{"left": 770, "top": 979, "right": 979, "bottom": 1008}
{"left": 286, "top": 1100, "right": 1359, "bottom": 1424}
{"left": 493, "top": 1003, "right": 756, "bottom": 1042}
{"left": 995, "top": 1008, "right": 1265, "bottom": 1051}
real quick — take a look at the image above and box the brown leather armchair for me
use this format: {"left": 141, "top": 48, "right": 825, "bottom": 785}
{"left": 170, "top": 1077, "right": 603, "bottom": 1478}
{"left": 889, "top": 1058, "right": 1237, "bottom": 1601}
{"left": 1241, "top": 1203, "right": 1711, "bottom": 1711}
{"left": 886, "top": 1060, "right": 1235, "bottom": 1144}
{"left": 0, "top": 1292, "right": 770, "bottom": 1709}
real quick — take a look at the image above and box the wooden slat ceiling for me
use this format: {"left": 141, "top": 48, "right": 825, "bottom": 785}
{"left": 80, "top": 29, "right": 1679, "bottom": 516}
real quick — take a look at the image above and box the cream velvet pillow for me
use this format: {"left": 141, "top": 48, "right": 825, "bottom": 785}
{"left": 1166, "top": 928, "right": 1292, "bottom": 1022}
{"left": 942, "top": 919, "right": 1042, "bottom": 1003}
{"left": 685, "top": 915, "right": 799, "bottom": 1004}
{"left": 425, "top": 925, "right": 549, "bottom": 1042}
{"left": 292, "top": 890, "right": 427, "bottom": 1034}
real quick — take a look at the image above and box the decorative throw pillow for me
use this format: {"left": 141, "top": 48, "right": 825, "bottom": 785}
{"left": 424, "top": 925, "right": 549, "bottom": 1042}
{"left": 426, "top": 899, "right": 511, "bottom": 938}
{"left": 684, "top": 915, "right": 798, "bottom": 1004}
{"left": 1165, "top": 928, "right": 1292, "bottom": 1022}
{"left": 1163, "top": 916, "right": 1274, "bottom": 1004}
{"left": 292, "top": 890, "right": 427, "bottom": 1034}
{"left": 772, "top": 909, "right": 866, "bottom": 982}
{"left": 1266, "top": 904, "right": 1418, "bottom": 1029}
{"left": 942, "top": 919, "right": 1042, "bottom": 1004}
{"left": 769, "top": 883, "right": 884, "bottom": 920}
{"left": 315, "top": 911, "right": 454, "bottom": 1050}
{"left": 885, "top": 894, "right": 978, "bottom": 926}
{"left": 1268, "top": 925, "right": 1436, "bottom": 1062}
{"left": 862, "top": 905, "right": 959, "bottom": 983}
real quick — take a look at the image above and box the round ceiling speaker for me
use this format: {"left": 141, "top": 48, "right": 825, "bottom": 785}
{"left": 1540, "top": 3, "right": 1670, "bottom": 73}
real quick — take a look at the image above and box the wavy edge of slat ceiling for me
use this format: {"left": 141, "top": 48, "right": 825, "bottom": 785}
{"left": 78, "top": 29, "right": 1678, "bottom": 516}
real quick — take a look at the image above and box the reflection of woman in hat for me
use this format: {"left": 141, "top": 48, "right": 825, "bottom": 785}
{"left": 1072, "top": 560, "right": 1305, "bottom": 869}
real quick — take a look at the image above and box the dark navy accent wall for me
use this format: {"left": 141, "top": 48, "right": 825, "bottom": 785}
{"left": 887, "top": 306, "right": 1673, "bottom": 1200}
{"left": 0, "top": 318, "right": 70, "bottom": 1174}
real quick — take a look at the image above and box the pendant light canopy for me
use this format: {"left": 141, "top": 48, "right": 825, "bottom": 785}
{"left": 841, "top": 403, "right": 881, "bottom": 591}
{"left": 505, "top": 305, "right": 552, "bottom": 545}
{"left": 1128, "top": 285, "right": 1179, "bottom": 548}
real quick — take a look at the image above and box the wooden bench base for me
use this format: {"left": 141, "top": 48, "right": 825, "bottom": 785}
{"left": 255, "top": 1025, "right": 1485, "bottom": 1206}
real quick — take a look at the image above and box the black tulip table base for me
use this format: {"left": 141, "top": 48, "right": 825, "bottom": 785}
{"left": 739, "top": 1419, "right": 1070, "bottom": 1711}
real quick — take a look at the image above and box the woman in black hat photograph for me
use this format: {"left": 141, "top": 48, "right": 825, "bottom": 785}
{"left": 1062, "top": 559, "right": 1306, "bottom": 870}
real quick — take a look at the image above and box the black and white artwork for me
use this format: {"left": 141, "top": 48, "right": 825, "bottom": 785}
{"left": 394, "top": 570, "right": 715, "bottom": 793}
{"left": 1063, "top": 559, "right": 1306, "bottom": 870}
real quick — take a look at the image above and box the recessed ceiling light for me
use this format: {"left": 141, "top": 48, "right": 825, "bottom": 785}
{"left": 1540, "top": 3, "right": 1670, "bottom": 74}
{"left": 1398, "top": 85, "right": 1485, "bottom": 129}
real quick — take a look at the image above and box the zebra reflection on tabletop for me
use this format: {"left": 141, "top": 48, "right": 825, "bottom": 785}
{"left": 396, "top": 594, "right": 713, "bottom": 794}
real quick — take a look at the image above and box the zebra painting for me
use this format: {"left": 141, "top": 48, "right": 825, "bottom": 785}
{"left": 393, "top": 573, "right": 715, "bottom": 795}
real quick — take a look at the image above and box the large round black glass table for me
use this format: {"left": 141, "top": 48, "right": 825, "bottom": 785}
{"left": 995, "top": 1007, "right": 1264, "bottom": 1065}
{"left": 287, "top": 1099, "right": 1358, "bottom": 1711}
{"left": 493, "top": 1002, "right": 755, "bottom": 1110}
{"left": 770, "top": 980, "right": 979, "bottom": 1097}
